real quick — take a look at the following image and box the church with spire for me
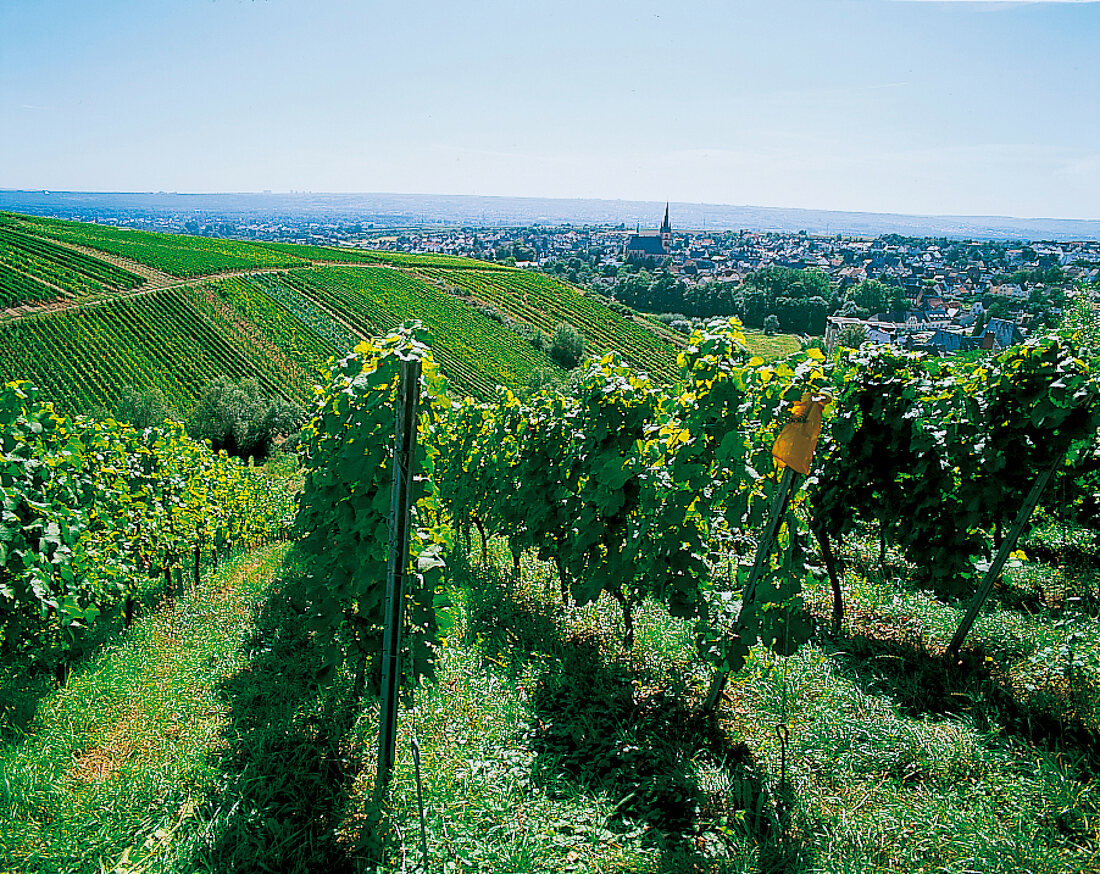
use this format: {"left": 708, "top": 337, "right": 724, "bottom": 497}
{"left": 624, "top": 203, "right": 672, "bottom": 262}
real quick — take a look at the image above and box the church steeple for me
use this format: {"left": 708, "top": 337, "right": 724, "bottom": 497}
{"left": 660, "top": 202, "right": 671, "bottom": 251}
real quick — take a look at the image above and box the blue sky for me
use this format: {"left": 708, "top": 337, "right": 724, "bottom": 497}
{"left": 2, "top": 0, "right": 1097, "bottom": 219}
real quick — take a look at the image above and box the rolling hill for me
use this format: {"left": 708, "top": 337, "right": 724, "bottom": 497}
{"left": 0, "top": 212, "right": 682, "bottom": 414}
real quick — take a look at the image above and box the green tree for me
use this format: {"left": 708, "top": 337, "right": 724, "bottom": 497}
{"left": 836, "top": 323, "right": 868, "bottom": 349}
{"left": 549, "top": 322, "right": 587, "bottom": 369}
{"left": 845, "top": 279, "right": 904, "bottom": 317}
{"left": 113, "top": 385, "right": 173, "bottom": 429}
{"left": 523, "top": 365, "right": 565, "bottom": 397}
{"left": 763, "top": 314, "right": 780, "bottom": 335}
{"left": 743, "top": 265, "right": 830, "bottom": 305}
{"left": 187, "top": 377, "right": 304, "bottom": 461}
{"left": 985, "top": 297, "right": 1011, "bottom": 320}
{"left": 739, "top": 266, "right": 832, "bottom": 330}
{"left": 805, "top": 295, "right": 829, "bottom": 335}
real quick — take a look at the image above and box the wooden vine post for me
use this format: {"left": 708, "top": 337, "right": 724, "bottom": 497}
{"left": 704, "top": 393, "right": 827, "bottom": 713}
{"left": 945, "top": 457, "right": 1061, "bottom": 660}
{"left": 375, "top": 358, "right": 422, "bottom": 801}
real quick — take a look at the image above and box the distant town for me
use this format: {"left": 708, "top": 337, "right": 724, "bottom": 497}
{"left": 358, "top": 209, "right": 1100, "bottom": 356}
{"left": 5, "top": 194, "right": 1099, "bottom": 356}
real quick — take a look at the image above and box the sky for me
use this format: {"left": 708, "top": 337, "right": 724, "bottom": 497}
{"left": 2, "top": 0, "right": 1098, "bottom": 220}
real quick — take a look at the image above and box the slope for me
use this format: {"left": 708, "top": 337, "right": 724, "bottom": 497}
{"left": 5, "top": 213, "right": 310, "bottom": 277}
{"left": 284, "top": 267, "right": 564, "bottom": 398}
{"left": 0, "top": 217, "right": 146, "bottom": 310}
{"left": 0, "top": 213, "right": 681, "bottom": 415}
{"left": 418, "top": 268, "right": 680, "bottom": 382}
{"left": 0, "top": 287, "right": 313, "bottom": 415}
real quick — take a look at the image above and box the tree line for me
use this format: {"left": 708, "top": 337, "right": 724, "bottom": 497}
{"left": 607, "top": 266, "right": 907, "bottom": 335}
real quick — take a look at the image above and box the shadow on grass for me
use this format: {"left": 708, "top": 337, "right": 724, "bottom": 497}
{"left": 181, "top": 545, "right": 367, "bottom": 874}
{"left": 464, "top": 557, "right": 816, "bottom": 874}
{"left": 825, "top": 629, "right": 1100, "bottom": 773}
{"left": 0, "top": 665, "right": 54, "bottom": 743}
{"left": 0, "top": 570, "right": 176, "bottom": 742}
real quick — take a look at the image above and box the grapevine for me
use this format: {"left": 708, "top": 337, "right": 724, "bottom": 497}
{"left": 294, "top": 322, "right": 452, "bottom": 684}
{"left": 0, "top": 382, "right": 294, "bottom": 680}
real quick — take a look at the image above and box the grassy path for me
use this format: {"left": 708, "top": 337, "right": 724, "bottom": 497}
{"left": 0, "top": 545, "right": 287, "bottom": 874}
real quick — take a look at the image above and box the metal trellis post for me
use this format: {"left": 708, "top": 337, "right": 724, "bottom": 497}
{"left": 375, "top": 358, "right": 421, "bottom": 801}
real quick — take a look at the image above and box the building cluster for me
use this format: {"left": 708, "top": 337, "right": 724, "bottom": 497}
{"left": 366, "top": 217, "right": 1100, "bottom": 289}
{"left": 368, "top": 212, "right": 1099, "bottom": 354}
{"left": 623, "top": 210, "right": 1100, "bottom": 293}
{"left": 825, "top": 310, "right": 1024, "bottom": 356}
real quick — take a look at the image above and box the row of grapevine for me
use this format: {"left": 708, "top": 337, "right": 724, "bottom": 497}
{"left": 0, "top": 263, "right": 58, "bottom": 308}
{"left": 204, "top": 273, "right": 352, "bottom": 378}
{"left": 812, "top": 339, "right": 1100, "bottom": 598}
{"left": 254, "top": 241, "right": 507, "bottom": 270}
{"left": 223, "top": 272, "right": 357, "bottom": 350}
{"left": 3, "top": 212, "right": 519, "bottom": 282}
{"left": 0, "top": 225, "right": 145, "bottom": 297}
{"left": 352, "top": 249, "right": 507, "bottom": 270}
{"left": 292, "top": 320, "right": 826, "bottom": 688}
{"left": 435, "top": 321, "right": 829, "bottom": 669}
{"left": 298, "top": 320, "right": 1100, "bottom": 691}
{"left": 0, "top": 382, "right": 296, "bottom": 680}
{"left": 420, "top": 268, "right": 680, "bottom": 382}
{"left": 175, "top": 284, "right": 314, "bottom": 399}
{"left": 294, "top": 325, "right": 451, "bottom": 684}
{"left": 0, "top": 288, "right": 310, "bottom": 417}
{"left": 6, "top": 213, "right": 310, "bottom": 278}
{"left": 285, "top": 267, "right": 562, "bottom": 399}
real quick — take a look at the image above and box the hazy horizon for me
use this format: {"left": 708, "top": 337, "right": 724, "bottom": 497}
{"left": 3, "top": 186, "right": 1096, "bottom": 223}
{"left": 5, "top": 189, "right": 1100, "bottom": 241}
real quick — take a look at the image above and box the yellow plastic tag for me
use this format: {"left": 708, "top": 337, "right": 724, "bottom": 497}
{"left": 772, "top": 393, "right": 826, "bottom": 475}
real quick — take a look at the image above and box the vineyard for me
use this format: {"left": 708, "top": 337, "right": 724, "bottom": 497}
{"left": 2, "top": 214, "right": 507, "bottom": 279}
{"left": 0, "top": 382, "right": 295, "bottom": 685}
{"left": 4, "top": 315, "right": 1100, "bottom": 871}
{"left": 285, "top": 267, "right": 565, "bottom": 398}
{"left": 274, "top": 320, "right": 1100, "bottom": 871}
{"left": 0, "top": 260, "right": 679, "bottom": 414}
{"left": 0, "top": 263, "right": 57, "bottom": 309}
{"left": 255, "top": 240, "right": 508, "bottom": 270}
{"left": 0, "top": 222, "right": 145, "bottom": 308}
{"left": 0, "top": 287, "right": 311, "bottom": 416}
{"left": 5, "top": 213, "right": 311, "bottom": 278}
{"left": 0, "top": 213, "right": 685, "bottom": 416}
{"left": 204, "top": 272, "right": 354, "bottom": 380}
{"left": 7, "top": 214, "right": 1100, "bottom": 871}
{"left": 423, "top": 267, "right": 680, "bottom": 382}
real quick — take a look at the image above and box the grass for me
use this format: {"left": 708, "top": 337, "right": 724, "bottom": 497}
{"left": 743, "top": 330, "right": 803, "bottom": 361}
{"left": 375, "top": 543, "right": 1100, "bottom": 873}
{"left": 4, "top": 523, "right": 1100, "bottom": 872}
{"left": 0, "top": 545, "right": 284, "bottom": 873}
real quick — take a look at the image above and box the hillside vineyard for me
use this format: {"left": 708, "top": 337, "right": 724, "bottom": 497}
{"left": 0, "top": 212, "right": 679, "bottom": 415}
